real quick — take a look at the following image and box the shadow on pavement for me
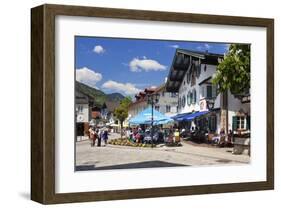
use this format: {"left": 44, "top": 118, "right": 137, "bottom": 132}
{"left": 76, "top": 160, "right": 189, "bottom": 171}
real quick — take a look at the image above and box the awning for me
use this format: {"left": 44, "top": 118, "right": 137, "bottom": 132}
{"left": 181, "top": 110, "right": 209, "bottom": 121}
{"left": 172, "top": 112, "right": 194, "bottom": 121}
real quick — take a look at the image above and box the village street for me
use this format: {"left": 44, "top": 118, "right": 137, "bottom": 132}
{"left": 75, "top": 132, "right": 250, "bottom": 171}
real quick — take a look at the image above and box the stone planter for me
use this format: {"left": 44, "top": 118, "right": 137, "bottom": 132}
{"left": 233, "top": 137, "right": 250, "bottom": 155}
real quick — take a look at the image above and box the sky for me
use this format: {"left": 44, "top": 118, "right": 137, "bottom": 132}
{"left": 75, "top": 36, "right": 229, "bottom": 96}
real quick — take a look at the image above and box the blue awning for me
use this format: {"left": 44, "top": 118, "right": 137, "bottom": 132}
{"left": 181, "top": 110, "right": 209, "bottom": 121}
{"left": 172, "top": 112, "right": 194, "bottom": 121}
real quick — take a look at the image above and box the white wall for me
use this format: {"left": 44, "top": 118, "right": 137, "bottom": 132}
{"left": 227, "top": 91, "right": 251, "bottom": 131}
{"left": 0, "top": 0, "right": 280, "bottom": 209}
{"left": 178, "top": 64, "right": 220, "bottom": 113}
{"left": 157, "top": 90, "right": 178, "bottom": 116}
{"left": 76, "top": 104, "right": 89, "bottom": 122}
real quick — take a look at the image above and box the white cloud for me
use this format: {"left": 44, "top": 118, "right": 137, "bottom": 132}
{"left": 204, "top": 43, "right": 211, "bottom": 49}
{"left": 168, "top": 44, "right": 179, "bottom": 48}
{"left": 93, "top": 45, "right": 105, "bottom": 54}
{"left": 129, "top": 57, "right": 167, "bottom": 72}
{"left": 224, "top": 44, "right": 230, "bottom": 51}
{"left": 76, "top": 67, "right": 102, "bottom": 88}
{"left": 196, "top": 43, "right": 211, "bottom": 51}
{"left": 102, "top": 80, "right": 141, "bottom": 95}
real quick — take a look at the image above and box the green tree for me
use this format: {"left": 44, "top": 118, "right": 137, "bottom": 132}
{"left": 212, "top": 44, "right": 250, "bottom": 96}
{"left": 114, "top": 96, "right": 132, "bottom": 138}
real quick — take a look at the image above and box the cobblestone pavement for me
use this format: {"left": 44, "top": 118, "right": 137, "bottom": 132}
{"left": 75, "top": 133, "right": 250, "bottom": 171}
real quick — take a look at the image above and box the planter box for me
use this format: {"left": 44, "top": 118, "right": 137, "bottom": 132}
{"left": 233, "top": 137, "right": 250, "bottom": 155}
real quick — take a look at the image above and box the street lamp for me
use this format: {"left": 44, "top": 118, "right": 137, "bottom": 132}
{"left": 207, "top": 100, "right": 215, "bottom": 110}
{"left": 147, "top": 93, "right": 160, "bottom": 147}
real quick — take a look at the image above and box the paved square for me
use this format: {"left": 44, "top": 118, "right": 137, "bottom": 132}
{"left": 75, "top": 133, "right": 250, "bottom": 171}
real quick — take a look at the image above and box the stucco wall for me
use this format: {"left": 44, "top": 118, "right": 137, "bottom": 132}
{"left": 76, "top": 104, "right": 89, "bottom": 122}
{"left": 178, "top": 64, "right": 220, "bottom": 113}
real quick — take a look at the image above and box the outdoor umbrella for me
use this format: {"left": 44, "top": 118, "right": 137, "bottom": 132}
{"left": 129, "top": 107, "right": 174, "bottom": 125}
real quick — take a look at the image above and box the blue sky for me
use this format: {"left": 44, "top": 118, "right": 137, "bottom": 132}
{"left": 75, "top": 36, "right": 229, "bottom": 96}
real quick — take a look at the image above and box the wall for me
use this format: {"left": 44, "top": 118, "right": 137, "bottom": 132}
{"left": 178, "top": 64, "right": 220, "bottom": 113}
{"left": 76, "top": 104, "right": 89, "bottom": 123}
{"left": 157, "top": 89, "right": 178, "bottom": 116}
{"left": 0, "top": 0, "right": 279, "bottom": 209}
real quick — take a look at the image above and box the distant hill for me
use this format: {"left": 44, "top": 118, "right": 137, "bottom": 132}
{"left": 107, "top": 92, "right": 126, "bottom": 102}
{"left": 75, "top": 81, "right": 125, "bottom": 108}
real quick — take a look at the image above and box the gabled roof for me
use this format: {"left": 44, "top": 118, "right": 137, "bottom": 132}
{"left": 165, "top": 49, "right": 223, "bottom": 92}
{"left": 75, "top": 90, "right": 89, "bottom": 104}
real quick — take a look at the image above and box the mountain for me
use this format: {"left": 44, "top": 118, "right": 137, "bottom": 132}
{"left": 75, "top": 81, "right": 125, "bottom": 108}
{"left": 107, "top": 92, "right": 126, "bottom": 102}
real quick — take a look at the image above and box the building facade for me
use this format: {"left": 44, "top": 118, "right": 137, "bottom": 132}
{"left": 75, "top": 91, "right": 90, "bottom": 141}
{"left": 128, "top": 88, "right": 155, "bottom": 119}
{"left": 166, "top": 49, "right": 250, "bottom": 137}
{"left": 128, "top": 85, "right": 178, "bottom": 121}
{"left": 153, "top": 84, "right": 178, "bottom": 117}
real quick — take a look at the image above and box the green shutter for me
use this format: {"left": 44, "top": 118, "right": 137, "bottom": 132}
{"left": 207, "top": 86, "right": 212, "bottom": 98}
{"left": 232, "top": 116, "right": 237, "bottom": 131}
{"left": 193, "top": 89, "right": 196, "bottom": 103}
{"left": 246, "top": 116, "right": 250, "bottom": 130}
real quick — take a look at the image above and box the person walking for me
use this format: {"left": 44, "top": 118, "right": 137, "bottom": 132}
{"left": 89, "top": 127, "right": 95, "bottom": 147}
{"left": 97, "top": 129, "right": 102, "bottom": 147}
{"left": 103, "top": 129, "right": 108, "bottom": 146}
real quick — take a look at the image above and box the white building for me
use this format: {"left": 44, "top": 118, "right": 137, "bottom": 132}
{"left": 153, "top": 84, "right": 178, "bottom": 117}
{"left": 75, "top": 91, "right": 90, "bottom": 141}
{"left": 128, "top": 85, "right": 178, "bottom": 121}
{"left": 166, "top": 49, "right": 250, "bottom": 136}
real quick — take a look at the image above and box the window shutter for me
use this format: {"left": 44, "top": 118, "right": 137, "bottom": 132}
{"left": 246, "top": 115, "right": 250, "bottom": 130}
{"left": 193, "top": 89, "right": 196, "bottom": 103}
{"left": 212, "top": 84, "right": 217, "bottom": 98}
{"left": 207, "top": 85, "right": 212, "bottom": 98}
{"left": 232, "top": 116, "right": 237, "bottom": 131}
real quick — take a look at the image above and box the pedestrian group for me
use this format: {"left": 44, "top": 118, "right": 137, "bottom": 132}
{"left": 88, "top": 127, "right": 108, "bottom": 147}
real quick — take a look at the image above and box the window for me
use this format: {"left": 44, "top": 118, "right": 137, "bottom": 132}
{"left": 171, "top": 92, "right": 177, "bottom": 97}
{"left": 232, "top": 116, "right": 248, "bottom": 130}
{"left": 78, "top": 105, "right": 83, "bottom": 113}
{"left": 206, "top": 85, "right": 212, "bottom": 98}
{"left": 189, "top": 91, "right": 193, "bottom": 105}
{"left": 192, "top": 89, "right": 196, "bottom": 104}
{"left": 187, "top": 92, "right": 190, "bottom": 106}
{"left": 206, "top": 85, "right": 217, "bottom": 98}
{"left": 208, "top": 115, "right": 217, "bottom": 132}
{"left": 200, "top": 86, "right": 205, "bottom": 98}
{"left": 162, "top": 91, "right": 165, "bottom": 97}
{"left": 182, "top": 96, "right": 186, "bottom": 108}
{"left": 237, "top": 116, "right": 246, "bottom": 129}
{"left": 166, "top": 105, "right": 171, "bottom": 113}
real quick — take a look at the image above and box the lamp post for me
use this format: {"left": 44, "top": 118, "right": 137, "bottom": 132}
{"left": 147, "top": 93, "right": 160, "bottom": 147}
